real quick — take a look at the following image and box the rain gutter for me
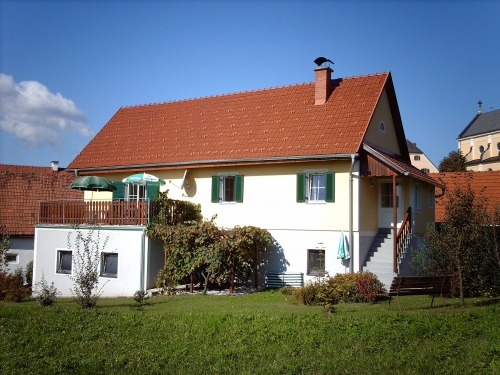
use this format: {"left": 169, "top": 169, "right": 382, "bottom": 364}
{"left": 66, "top": 154, "right": 357, "bottom": 174}
{"left": 348, "top": 154, "right": 357, "bottom": 273}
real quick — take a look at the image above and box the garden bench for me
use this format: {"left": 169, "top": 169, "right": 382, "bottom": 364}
{"left": 266, "top": 272, "right": 304, "bottom": 288}
{"left": 388, "top": 275, "right": 451, "bottom": 311}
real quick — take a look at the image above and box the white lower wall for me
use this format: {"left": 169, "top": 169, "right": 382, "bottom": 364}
{"left": 4, "top": 237, "right": 34, "bottom": 275}
{"left": 33, "top": 226, "right": 156, "bottom": 297}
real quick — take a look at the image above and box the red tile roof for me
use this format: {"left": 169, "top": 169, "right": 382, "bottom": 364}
{"left": 69, "top": 72, "right": 391, "bottom": 171}
{"left": 0, "top": 165, "right": 83, "bottom": 236}
{"left": 429, "top": 171, "right": 500, "bottom": 222}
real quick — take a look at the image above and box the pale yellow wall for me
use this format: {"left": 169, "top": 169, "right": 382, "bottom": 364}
{"left": 410, "top": 153, "right": 438, "bottom": 173}
{"left": 358, "top": 176, "right": 378, "bottom": 232}
{"left": 459, "top": 132, "right": 500, "bottom": 171}
{"left": 363, "top": 88, "right": 401, "bottom": 155}
{"left": 183, "top": 161, "right": 353, "bottom": 231}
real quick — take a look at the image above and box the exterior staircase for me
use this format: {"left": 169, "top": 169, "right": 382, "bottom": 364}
{"left": 362, "top": 228, "right": 396, "bottom": 288}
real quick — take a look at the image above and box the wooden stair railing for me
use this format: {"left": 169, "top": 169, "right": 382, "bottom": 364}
{"left": 394, "top": 207, "right": 411, "bottom": 273}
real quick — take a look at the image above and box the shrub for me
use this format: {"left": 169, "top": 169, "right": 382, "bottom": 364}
{"left": 291, "top": 271, "right": 385, "bottom": 308}
{"left": 0, "top": 271, "right": 31, "bottom": 302}
{"left": 25, "top": 261, "right": 33, "bottom": 286}
{"left": 33, "top": 273, "right": 60, "bottom": 306}
{"left": 133, "top": 290, "right": 150, "bottom": 306}
{"left": 280, "top": 286, "right": 295, "bottom": 295}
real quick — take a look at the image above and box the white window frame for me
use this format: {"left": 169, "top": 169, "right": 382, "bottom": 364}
{"left": 101, "top": 252, "right": 118, "bottom": 278}
{"left": 415, "top": 183, "right": 422, "bottom": 211}
{"left": 304, "top": 169, "right": 328, "bottom": 204}
{"left": 125, "top": 183, "right": 146, "bottom": 201}
{"left": 307, "top": 249, "right": 326, "bottom": 276}
{"left": 56, "top": 249, "right": 72, "bottom": 274}
{"left": 217, "top": 172, "right": 238, "bottom": 204}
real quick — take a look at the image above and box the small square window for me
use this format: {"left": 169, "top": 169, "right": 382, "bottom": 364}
{"left": 101, "top": 253, "right": 118, "bottom": 278}
{"left": 414, "top": 155, "right": 421, "bottom": 161}
{"left": 57, "top": 250, "right": 72, "bottom": 274}
{"left": 6, "top": 253, "right": 18, "bottom": 263}
{"left": 307, "top": 249, "right": 326, "bottom": 276}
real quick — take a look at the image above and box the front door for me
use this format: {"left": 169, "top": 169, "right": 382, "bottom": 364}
{"left": 378, "top": 180, "right": 404, "bottom": 228}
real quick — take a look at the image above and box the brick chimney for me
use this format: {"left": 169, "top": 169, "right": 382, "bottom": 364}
{"left": 314, "top": 66, "right": 333, "bottom": 105}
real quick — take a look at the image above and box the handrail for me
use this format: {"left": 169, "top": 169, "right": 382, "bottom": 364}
{"left": 394, "top": 207, "right": 412, "bottom": 273}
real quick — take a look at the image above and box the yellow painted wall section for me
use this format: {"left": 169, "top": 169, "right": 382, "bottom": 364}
{"left": 358, "top": 176, "right": 378, "bottom": 232}
{"left": 363, "top": 88, "right": 401, "bottom": 155}
{"left": 136, "top": 161, "right": 353, "bottom": 231}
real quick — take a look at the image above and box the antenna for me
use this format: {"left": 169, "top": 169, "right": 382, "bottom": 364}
{"left": 169, "top": 170, "right": 190, "bottom": 189}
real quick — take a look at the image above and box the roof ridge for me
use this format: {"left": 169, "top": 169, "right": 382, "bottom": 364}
{"left": 121, "top": 71, "right": 390, "bottom": 109}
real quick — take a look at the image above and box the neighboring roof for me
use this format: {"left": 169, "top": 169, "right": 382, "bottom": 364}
{"left": 69, "top": 72, "right": 404, "bottom": 172}
{"left": 429, "top": 171, "right": 500, "bottom": 222}
{"left": 458, "top": 109, "right": 500, "bottom": 139}
{"left": 406, "top": 139, "right": 423, "bottom": 154}
{"left": 363, "top": 143, "right": 442, "bottom": 187}
{"left": 0, "top": 165, "right": 83, "bottom": 236}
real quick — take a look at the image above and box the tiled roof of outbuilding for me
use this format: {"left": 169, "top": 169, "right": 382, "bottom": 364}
{"left": 429, "top": 171, "right": 500, "bottom": 222}
{"left": 69, "top": 72, "right": 392, "bottom": 171}
{"left": 0, "top": 165, "right": 83, "bottom": 236}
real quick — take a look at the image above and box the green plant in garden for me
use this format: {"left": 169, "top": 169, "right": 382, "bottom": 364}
{"left": 67, "top": 225, "right": 109, "bottom": 308}
{"left": 0, "top": 272, "right": 30, "bottom": 302}
{"left": 133, "top": 290, "right": 149, "bottom": 307}
{"left": 24, "top": 261, "right": 33, "bottom": 286}
{"left": 0, "top": 225, "right": 12, "bottom": 270}
{"left": 33, "top": 273, "right": 60, "bottom": 306}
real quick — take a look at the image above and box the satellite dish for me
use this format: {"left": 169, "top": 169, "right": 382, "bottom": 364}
{"left": 169, "top": 170, "right": 190, "bottom": 189}
{"left": 314, "top": 57, "right": 334, "bottom": 67}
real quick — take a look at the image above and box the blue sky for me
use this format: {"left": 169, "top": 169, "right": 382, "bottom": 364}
{"left": 1, "top": 0, "right": 499, "bottom": 168}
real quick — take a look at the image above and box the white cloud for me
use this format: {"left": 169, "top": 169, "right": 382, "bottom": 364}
{"left": 0, "top": 73, "right": 93, "bottom": 148}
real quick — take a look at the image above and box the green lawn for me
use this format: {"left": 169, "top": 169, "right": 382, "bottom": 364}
{"left": 1, "top": 290, "right": 499, "bottom": 375}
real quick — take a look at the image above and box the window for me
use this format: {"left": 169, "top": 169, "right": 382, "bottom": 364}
{"left": 421, "top": 168, "right": 430, "bottom": 174}
{"left": 380, "top": 182, "right": 399, "bottom": 208}
{"left": 6, "top": 253, "right": 18, "bottom": 263}
{"left": 125, "top": 184, "right": 146, "bottom": 201}
{"left": 297, "top": 172, "right": 334, "bottom": 203}
{"left": 101, "top": 253, "right": 118, "bottom": 278}
{"left": 57, "top": 250, "right": 72, "bottom": 274}
{"left": 211, "top": 175, "right": 244, "bottom": 203}
{"left": 428, "top": 186, "right": 434, "bottom": 207}
{"left": 415, "top": 184, "right": 422, "bottom": 211}
{"left": 497, "top": 142, "right": 500, "bottom": 151}
{"left": 414, "top": 155, "right": 421, "bottom": 161}
{"left": 379, "top": 121, "right": 386, "bottom": 133}
{"left": 479, "top": 145, "right": 485, "bottom": 153}
{"left": 307, "top": 249, "right": 325, "bottom": 276}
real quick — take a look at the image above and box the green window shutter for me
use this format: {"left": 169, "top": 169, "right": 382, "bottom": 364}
{"left": 147, "top": 182, "right": 160, "bottom": 201}
{"left": 211, "top": 176, "right": 220, "bottom": 203}
{"left": 325, "top": 172, "right": 335, "bottom": 202}
{"left": 112, "top": 182, "right": 125, "bottom": 200}
{"left": 297, "top": 173, "right": 306, "bottom": 203}
{"left": 235, "top": 175, "right": 244, "bottom": 203}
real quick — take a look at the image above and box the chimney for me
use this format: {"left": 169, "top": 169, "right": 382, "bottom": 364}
{"left": 51, "top": 161, "right": 59, "bottom": 172}
{"left": 314, "top": 66, "right": 333, "bottom": 105}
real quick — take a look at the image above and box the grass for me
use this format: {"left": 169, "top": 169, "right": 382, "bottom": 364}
{"left": 1, "top": 290, "right": 499, "bottom": 375}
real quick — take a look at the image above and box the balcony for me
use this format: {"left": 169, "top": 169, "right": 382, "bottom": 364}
{"left": 38, "top": 200, "right": 151, "bottom": 226}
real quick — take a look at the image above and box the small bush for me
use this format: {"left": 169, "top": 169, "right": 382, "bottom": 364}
{"left": 291, "top": 271, "right": 385, "bottom": 307}
{"left": 25, "top": 261, "right": 33, "bottom": 286}
{"left": 0, "top": 271, "right": 31, "bottom": 302}
{"left": 133, "top": 290, "right": 150, "bottom": 306}
{"left": 33, "top": 274, "right": 60, "bottom": 306}
{"left": 280, "top": 286, "right": 295, "bottom": 295}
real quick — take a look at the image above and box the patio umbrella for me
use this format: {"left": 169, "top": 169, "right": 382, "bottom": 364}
{"left": 122, "top": 173, "right": 166, "bottom": 185}
{"left": 69, "top": 176, "right": 117, "bottom": 192}
{"left": 337, "top": 231, "right": 350, "bottom": 260}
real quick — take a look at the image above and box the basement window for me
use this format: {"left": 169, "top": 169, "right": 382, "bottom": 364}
{"left": 6, "top": 253, "right": 18, "bottom": 264}
{"left": 57, "top": 250, "right": 72, "bottom": 274}
{"left": 307, "top": 249, "right": 326, "bottom": 276}
{"left": 101, "top": 253, "right": 118, "bottom": 278}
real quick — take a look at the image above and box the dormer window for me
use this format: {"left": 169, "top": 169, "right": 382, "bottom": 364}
{"left": 379, "top": 121, "right": 386, "bottom": 133}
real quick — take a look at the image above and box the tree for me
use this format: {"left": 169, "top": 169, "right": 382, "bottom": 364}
{"left": 420, "top": 174, "right": 500, "bottom": 305}
{"left": 68, "top": 225, "right": 109, "bottom": 308}
{"left": 438, "top": 150, "right": 467, "bottom": 172}
{"left": 1, "top": 225, "right": 12, "bottom": 270}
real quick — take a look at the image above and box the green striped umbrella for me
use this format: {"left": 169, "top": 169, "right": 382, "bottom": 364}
{"left": 69, "top": 176, "right": 117, "bottom": 192}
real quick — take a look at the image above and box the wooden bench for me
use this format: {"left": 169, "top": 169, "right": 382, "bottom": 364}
{"left": 388, "top": 275, "right": 451, "bottom": 311}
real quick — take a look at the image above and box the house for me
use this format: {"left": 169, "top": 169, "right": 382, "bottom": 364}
{"left": 457, "top": 103, "right": 500, "bottom": 171}
{"left": 406, "top": 139, "right": 438, "bottom": 174}
{"left": 429, "top": 171, "right": 500, "bottom": 223}
{"left": 33, "top": 64, "right": 441, "bottom": 294}
{"left": 0, "top": 162, "right": 83, "bottom": 275}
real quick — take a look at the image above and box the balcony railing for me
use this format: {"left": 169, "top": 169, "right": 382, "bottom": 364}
{"left": 38, "top": 199, "right": 151, "bottom": 226}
